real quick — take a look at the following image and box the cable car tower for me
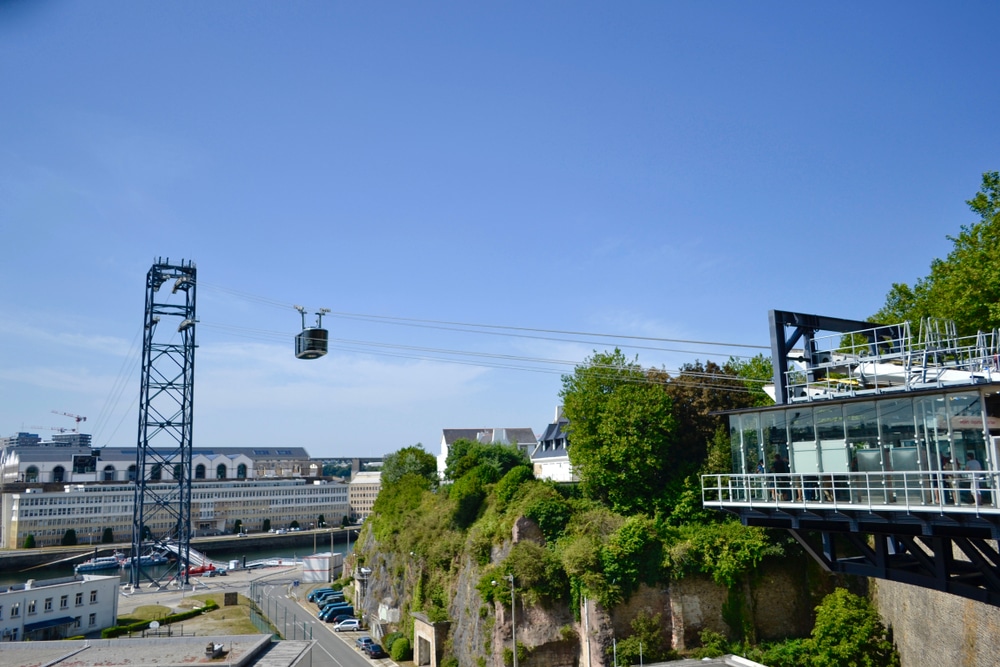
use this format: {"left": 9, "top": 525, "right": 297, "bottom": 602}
{"left": 295, "top": 306, "right": 329, "bottom": 359}
{"left": 131, "top": 258, "right": 197, "bottom": 589}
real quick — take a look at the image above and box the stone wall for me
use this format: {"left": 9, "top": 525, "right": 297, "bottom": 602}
{"left": 874, "top": 579, "right": 1000, "bottom": 667}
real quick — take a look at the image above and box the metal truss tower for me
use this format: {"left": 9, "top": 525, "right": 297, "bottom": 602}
{"left": 130, "top": 258, "right": 197, "bottom": 588}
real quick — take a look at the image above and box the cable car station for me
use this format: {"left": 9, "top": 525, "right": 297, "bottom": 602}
{"left": 702, "top": 310, "right": 1000, "bottom": 606}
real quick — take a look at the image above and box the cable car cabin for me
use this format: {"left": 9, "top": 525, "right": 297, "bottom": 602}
{"left": 295, "top": 327, "right": 328, "bottom": 359}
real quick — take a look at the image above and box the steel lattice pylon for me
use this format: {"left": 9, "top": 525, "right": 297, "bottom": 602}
{"left": 130, "top": 258, "right": 197, "bottom": 588}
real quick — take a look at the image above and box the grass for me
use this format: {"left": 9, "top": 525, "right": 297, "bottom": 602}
{"left": 118, "top": 593, "right": 263, "bottom": 637}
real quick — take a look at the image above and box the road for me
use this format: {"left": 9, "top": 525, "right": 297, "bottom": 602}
{"left": 251, "top": 572, "right": 393, "bottom": 667}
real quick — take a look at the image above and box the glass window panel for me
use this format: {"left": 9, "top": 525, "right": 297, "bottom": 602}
{"left": 788, "top": 407, "right": 817, "bottom": 474}
{"left": 741, "top": 413, "right": 761, "bottom": 474}
{"left": 788, "top": 408, "right": 815, "bottom": 445}
{"left": 878, "top": 398, "right": 915, "bottom": 448}
{"left": 761, "top": 411, "right": 788, "bottom": 471}
{"left": 948, "top": 392, "right": 987, "bottom": 467}
{"left": 914, "top": 395, "right": 948, "bottom": 470}
{"left": 845, "top": 401, "right": 878, "bottom": 446}
{"left": 815, "top": 405, "right": 845, "bottom": 442}
{"left": 729, "top": 416, "right": 742, "bottom": 474}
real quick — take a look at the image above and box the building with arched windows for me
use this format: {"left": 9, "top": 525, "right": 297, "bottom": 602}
{"left": 2, "top": 478, "right": 349, "bottom": 548}
{"left": 0, "top": 442, "right": 338, "bottom": 548}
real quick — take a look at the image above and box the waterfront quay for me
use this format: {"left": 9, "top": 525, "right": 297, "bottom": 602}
{"left": 0, "top": 527, "right": 358, "bottom": 572}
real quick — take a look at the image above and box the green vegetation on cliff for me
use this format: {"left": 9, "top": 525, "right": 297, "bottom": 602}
{"left": 363, "top": 348, "right": 786, "bottom": 657}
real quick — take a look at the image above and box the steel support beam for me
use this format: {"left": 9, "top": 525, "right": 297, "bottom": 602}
{"left": 130, "top": 258, "right": 197, "bottom": 588}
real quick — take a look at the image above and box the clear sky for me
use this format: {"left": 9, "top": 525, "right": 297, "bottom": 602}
{"left": 1, "top": 2, "right": 998, "bottom": 457}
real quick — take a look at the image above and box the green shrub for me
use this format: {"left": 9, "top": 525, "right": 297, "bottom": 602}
{"left": 608, "top": 610, "right": 674, "bottom": 665}
{"left": 389, "top": 637, "right": 412, "bottom": 661}
{"left": 808, "top": 589, "right": 899, "bottom": 667}
{"left": 523, "top": 494, "right": 572, "bottom": 544}
{"left": 382, "top": 632, "right": 403, "bottom": 652}
{"left": 450, "top": 465, "right": 494, "bottom": 529}
{"left": 22, "top": 534, "right": 36, "bottom": 548}
{"left": 62, "top": 529, "right": 78, "bottom": 546}
{"left": 495, "top": 466, "right": 534, "bottom": 508}
{"left": 666, "top": 520, "right": 782, "bottom": 587}
{"left": 692, "top": 629, "right": 729, "bottom": 658}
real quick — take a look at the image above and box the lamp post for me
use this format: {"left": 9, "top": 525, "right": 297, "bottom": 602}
{"left": 492, "top": 574, "right": 517, "bottom": 667}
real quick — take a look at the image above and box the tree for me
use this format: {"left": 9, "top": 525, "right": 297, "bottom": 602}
{"left": 444, "top": 439, "right": 529, "bottom": 482}
{"left": 290, "top": 520, "right": 300, "bottom": 529}
{"left": 233, "top": 519, "right": 243, "bottom": 535}
{"left": 561, "top": 349, "right": 676, "bottom": 515}
{"left": 262, "top": 518, "right": 271, "bottom": 533}
{"left": 611, "top": 611, "right": 673, "bottom": 665}
{"left": 318, "top": 514, "right": 326, "bottom": 527}
{"left": 22, "top": 534, "right": 36, "bottom": 548}
{"left": 873, "top": 172, "right": 1000, "bottom": 334}
{"left": 382, "top": 444, "right": 439, "bottom": 487}
{"left": 807, "top": 588, "right": 899, "bottom": 667}
{"left": 101, "top": 527, "right": 114, "bottom": 544}
{"left": 658, "top": 357, "right": 770, "bottom": 482}
{"left": 62, "top": 528, "right": 78, "bottom": 546}
{"left": 322, "top": 462, "right": 351, "bottom": 477}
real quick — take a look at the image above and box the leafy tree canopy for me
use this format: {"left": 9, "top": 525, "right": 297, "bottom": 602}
{"left": 444, "top": 438, "right": 529, "bottom": 482}
{"left": 382, "top": 444, "right": 439, "bottom": 487}
{"left": 873, "top": 171, "right": 1000, "bottom": 334}
{"left": 561, "top": 349, "right": 676, "bottom": 515}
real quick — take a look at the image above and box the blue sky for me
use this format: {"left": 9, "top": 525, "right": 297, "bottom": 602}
{"left": 1, "top": 2, "right": 998, "bottom": 456}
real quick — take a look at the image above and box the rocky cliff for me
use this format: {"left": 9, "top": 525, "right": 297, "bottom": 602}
{"left": 352, "top": 516, "right": 830, "bottom": 666}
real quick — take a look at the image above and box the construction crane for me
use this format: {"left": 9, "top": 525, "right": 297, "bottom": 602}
{"left": 29, "top": 426, "right": 73, "bottom": 433}
{"left": 52, "top": 411, "right": 87, "bottom": 433}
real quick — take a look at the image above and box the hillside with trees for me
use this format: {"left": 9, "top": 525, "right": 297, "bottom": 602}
{"left": 351, "top": 350, "right": 899, "bottom": 665}
{"left": 349, "top": 173, "right": 1000, "bottom": 665}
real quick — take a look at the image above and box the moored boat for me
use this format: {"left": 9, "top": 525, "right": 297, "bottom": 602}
{"left": 75, "top": 552, "right": 124, "bottom": 573}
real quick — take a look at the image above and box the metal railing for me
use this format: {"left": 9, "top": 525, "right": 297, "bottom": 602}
{"left": 785, "top": 321, "right": 1000, "bottom": 401}
{"left": 702, "top": 470, "right": 999, "bottom": 514}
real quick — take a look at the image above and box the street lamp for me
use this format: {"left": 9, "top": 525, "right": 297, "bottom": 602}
{"left": 492, "top": 574, "right": 517, "bottom": 667}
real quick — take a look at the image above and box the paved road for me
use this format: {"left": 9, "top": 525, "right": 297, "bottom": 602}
{"left": 251, "top": 573, "right": 393, "bottom": 667}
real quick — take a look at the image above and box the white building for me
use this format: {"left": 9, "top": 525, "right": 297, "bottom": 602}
{"left": 531, "top": 406, "right": 576, "bottom": 483}
{"left": 436, "top": 428, "right": 537, "bottom": 479}
{"left": 1, "top": 444, "right": 314, "bottom": 486}
{"left": 3, "top": 478, "right": 349, "bottom": 549}
{"left": 0, "top": 574, "right": 118, "bottom": 641}
{"left": 348, "top": 471, "right": 382, "bottom": 522}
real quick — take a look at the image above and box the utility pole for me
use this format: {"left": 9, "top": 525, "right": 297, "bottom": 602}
{"left": 492, "top": 574, "right": 517, "bottom": 667}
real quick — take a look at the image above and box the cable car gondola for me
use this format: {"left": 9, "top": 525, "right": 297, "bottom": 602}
{"left": 295, "top": 306, "right": 330, "bottom": 360}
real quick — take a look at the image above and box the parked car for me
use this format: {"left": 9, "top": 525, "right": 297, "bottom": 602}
{"left": 334, "top": 619, "right": 360, "bottom": 632}
{"left": 330, "top": 614, "right": 353, "bottom": 625}
{"left": 363, "top": 644, "right": 387, "bottom": 659}
{"left": 316, "top": 592, "right": 345, "bottom": 608}
{"left": 320, "top": 604, "right": 353, "bottom": 621}
{"left": 307, "top": 588, "right": 334, "bottom": 602}
{"left": 355, "top": 636, "right": 374, "bottom": 649}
